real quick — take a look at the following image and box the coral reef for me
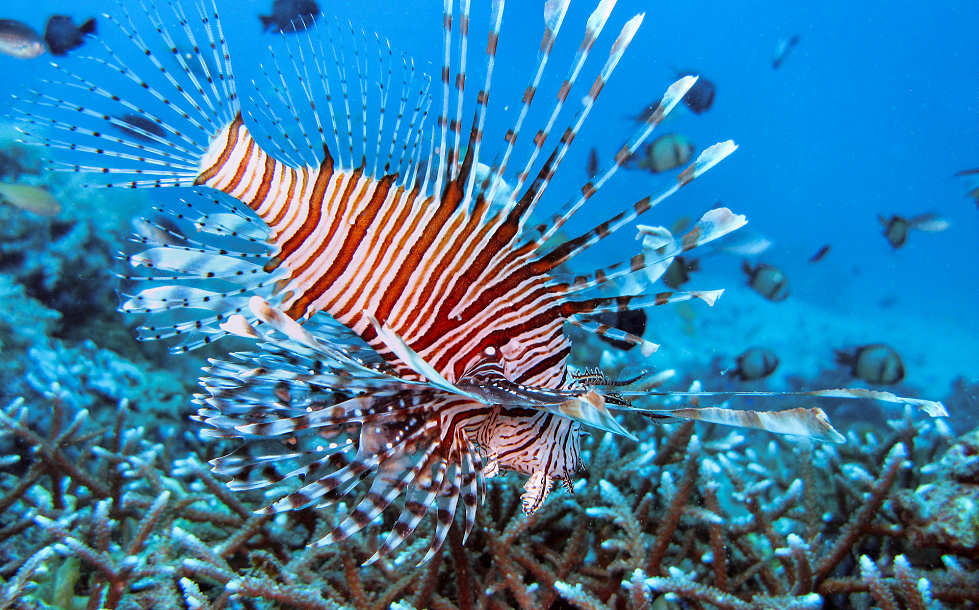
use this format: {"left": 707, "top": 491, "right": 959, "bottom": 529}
{"left": 0, "top": 135, "right": 207, "bottom": 422}
{"left": 2, "top": 372, "right": 978, "bottom": 608}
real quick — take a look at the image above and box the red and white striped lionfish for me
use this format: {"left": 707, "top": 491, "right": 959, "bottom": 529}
{"left": 16, "top": 0, "right": 946, "bottom": 562}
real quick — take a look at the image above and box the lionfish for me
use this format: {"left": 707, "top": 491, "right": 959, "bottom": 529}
{"left": 15, "top": 0, "right": 945, "bottom": 562}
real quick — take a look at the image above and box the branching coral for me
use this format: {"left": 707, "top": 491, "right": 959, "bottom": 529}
{"left": 2, "top": 371, "right": 978, "bottom": 609}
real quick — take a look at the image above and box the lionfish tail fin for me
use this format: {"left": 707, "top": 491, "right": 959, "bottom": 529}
{"left": 13, "top": 0, "right": 239, "bottom": 188}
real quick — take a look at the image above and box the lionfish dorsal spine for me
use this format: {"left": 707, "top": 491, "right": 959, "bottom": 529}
{"left": 502, "top": 0, "right": 617, "bottom": 224}
{"left": 480, "top": 0, "right": 569, "bottom": 211}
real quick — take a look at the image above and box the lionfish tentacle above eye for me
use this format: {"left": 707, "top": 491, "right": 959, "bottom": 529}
{"left": 20, "top": 0, "right": 941, "bottom": 566}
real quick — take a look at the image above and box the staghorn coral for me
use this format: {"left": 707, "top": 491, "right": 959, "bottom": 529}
{"left": 0, "top": 271, "right": 975, "bottom": 610}
{"left": 3, "top": 372, "right": 979, "bottom": 609}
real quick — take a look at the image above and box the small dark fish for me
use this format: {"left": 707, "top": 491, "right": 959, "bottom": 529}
{"left": 0, "top": 19, "right": 45, "bottom": 59}
{"left": 732, "top": 347, "right": 779, "bottom": 381}
{"left": 678, "top": 72, "right": 715, "bottom": 114}
{"left": 260, "top": 0, "right": 320, "bottom": 33}
{"left": 43, "top": 15, "right": 96, "bottom": 56}
{"left": 835, "top": 344, "right": 905, "bottom": 385}
{"left": 879, "top": 215, "right": 910, "bottom": 249}
{"left": 632, "top": 100, "right": 660, "bottom": 123}
{"left": 878, "top": 295, "right": 898, "bottom": 309}
{"left": 957, "top": 168, "right": 979, "bottom": 207}
{"left": 879, "top": 213, "right": 949, "bottom": 249}
{"left": 586, "top": 148, "right": 599, "bottom": 180}
{"left": 593, "top": 309, "right": 647, "bottom": 352}
{"left": 809, "top": 244, "right": 831, "bottom": 263}
{"left": 116, "top": 114, "right": 167, "bottom": 142}
{"left": 772, "top": 34, "right": 799, "bottom": 70}
{"left": 662, "top": 256, "right": 699, "bottom": 289}
{"left": 670, "top": 215, "right": 691, "bottom": 235}
{"left": 627, "top": 133, "right": 694, "bottom": 173}
{"left": 742, "top": 261, "right": 789, "bottom": 301}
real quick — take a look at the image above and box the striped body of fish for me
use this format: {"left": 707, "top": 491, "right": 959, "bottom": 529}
{"left": 15, "top": 0, "right": 946, "bottom": 562}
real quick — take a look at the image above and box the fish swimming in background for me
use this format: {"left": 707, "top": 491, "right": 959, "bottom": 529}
{"left": 631, "top": 71, "right": 713, "bottom": 120}
{"left": 260, "top": 0, "right": 320, "bottom": 33}
{"left": 0, "top": 19, "right": 45, "bottom": 59}
{"left": 742, "top": 261, "right": 789, "bottom": 301}
{"left": 809, "top": 243, "right": 830, "bottom": 263}
{"left": 0, "top": 182, "right": 61, "bottom": 216}
{"left": 730, "top": 347, "right": 779, "bottom": 381}
{"left": 627, "top": 133, "right": 695, "bottom": 173}
{"left": 661, "top": 255, "right": 699, "bottom": 289}
{"left": 677, "top": 71, "right": 715, "bottom": 114}
{"left": 14, "top": 0, "right": 947, "bottom": 562}
{"left": 591, "top": 310, "right": 647, "bottom": 352}
{"left": 115, "top": 113, "right": 167, "bottom": 143}
{"left": 772, "top": 34, "right": 799, "bottom": 69}
{"left": 836, "top": 344, "right": 905, "bottom": 385}
{"left": 878, "top": 213, "right": 950, "bottom": 249}
{"left": 586, "top": 147, "right": 599, "bottom": 180}
{"left": 43, "top": 15, "right": 96, "bottom": 56}
{"left": 955, "top": 168, "right": 979, "bottom": 208}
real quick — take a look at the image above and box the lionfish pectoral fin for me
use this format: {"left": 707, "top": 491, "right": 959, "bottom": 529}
{"left": 620, "top": 387, "right": 948, "bottom": 419}
{"left": 555, "top": 390, "right": 637, "bottom": 441}
{"left": 364, "top": 312, "right": 483, "bottom": 400}
{"left": 250, "top": 296, "right": 323, "bottom": 349}
{"left": 640, "top": 406, "right": 845, "bottom": 444}
{"left": 803, "top": 388, "right": 948, "bottom": 418}
{"left": 520, "top": 470, "right": 553, "bottom": 515}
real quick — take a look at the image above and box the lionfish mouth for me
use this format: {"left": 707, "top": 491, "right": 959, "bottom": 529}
{"left": 13, "top": 0, "right": 946, "bottom": 563}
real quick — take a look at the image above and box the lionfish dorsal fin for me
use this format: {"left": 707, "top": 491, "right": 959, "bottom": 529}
{"left": 509, "top": 6, "right": 643, "bottom": 232}
{"left": 14, "top": 0, "right": 239, "bottom": 188}
{"left": 550, "top": 206, "right": 746, "bottom": 294}
{"left": 479, "top": 0, "right": 572, "bottom": 214}
{"left": 459, "top": 0, "right": 506, "bottom": 208}
{"left": 245, "top": 18, "right": 431, "bottom": 187}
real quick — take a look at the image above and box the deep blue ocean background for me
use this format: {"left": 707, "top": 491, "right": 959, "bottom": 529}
{"left": 3, "top": 0, "right": 976, "bottom": 349}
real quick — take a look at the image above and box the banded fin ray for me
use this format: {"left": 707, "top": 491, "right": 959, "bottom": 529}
{"left": 15, "top": 0, "right": 239, "bottom": 187}
{"left": 612, "top": 389, "right": 948, "bottom": 420}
